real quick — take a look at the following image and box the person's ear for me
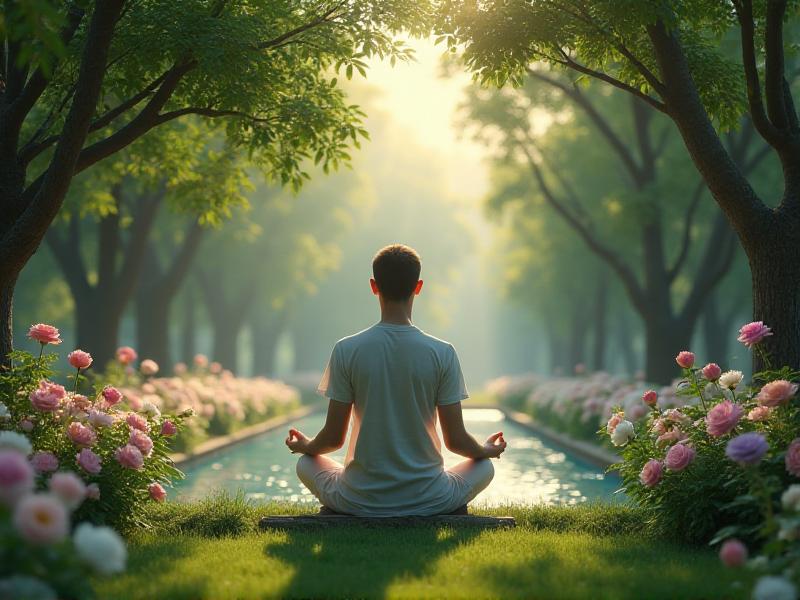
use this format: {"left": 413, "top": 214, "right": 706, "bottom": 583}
{"left": 414, "top": 280, "right": 423, "bottom": 295}
{"left": 370, "top": 278, "right": 380, "bottom": 296}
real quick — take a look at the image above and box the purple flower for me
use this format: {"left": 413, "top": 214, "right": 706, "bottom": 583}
{"left": 726, "top": 432, "right": 769, "bottom": 465}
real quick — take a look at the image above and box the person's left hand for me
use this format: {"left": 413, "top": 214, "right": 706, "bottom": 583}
{"left": 285, "top": 428, "right": 310, "bottom": 454}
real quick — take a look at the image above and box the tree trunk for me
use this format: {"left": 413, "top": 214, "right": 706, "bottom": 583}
{"left": 180, "top": 288, "right": 197, "bottom": 365}
{"left": 0, "top": 274, "right": 17, "bottom": 366}
{"left": 617, "top": 310, "right": 638, "bottom": 376}
{"left": 703, "top": 293, "right": 731, "bottom": 365}
{"left": 643, "top": 316, "right": 693, "bottom": 385}
{"left": 251, "top": 311, "right": 284, "bottom": 376}
{"left": 136, "top": 291, "right": 172, "bottom": 372}
{"left": 212, "top": 325, "right": 241, "bottom": 372}
{"left": 592, "top": 276, "right": 608, "bottom": 372}
{"left": 751, "top": 243, "right": 800, "bottom": 371}
{"left": 75, "top": 295, "right": 121, "bottom": 368}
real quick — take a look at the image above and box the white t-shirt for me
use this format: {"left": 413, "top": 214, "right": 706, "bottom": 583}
{"left": 317, "top": 322, "right": 469, "bottom": 516}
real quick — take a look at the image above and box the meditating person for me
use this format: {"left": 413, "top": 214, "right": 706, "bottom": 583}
{"left": 285, "top": 244, "right": 506, "bottom": 516}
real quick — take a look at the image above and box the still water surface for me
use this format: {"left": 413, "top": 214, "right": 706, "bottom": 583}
{"left": 174, "top": 408, "right": 622, "bottom": 505}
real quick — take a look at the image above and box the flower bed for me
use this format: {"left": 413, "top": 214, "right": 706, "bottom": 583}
{"left": 603, "top": 322, "right": 800, "bottom": 600}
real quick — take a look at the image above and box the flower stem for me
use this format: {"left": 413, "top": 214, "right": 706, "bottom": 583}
{"left": 37, "top": 343, "right": 44, "bottom": 364}
{"left": 74, "top": 368, "right": 81, "bottom": 394}
{"left": 689, "top": 370, "right": 707, "bottom": 410}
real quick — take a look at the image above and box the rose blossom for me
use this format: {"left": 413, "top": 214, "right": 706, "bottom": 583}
{"left": 29, "top": 380, "right": 66, "bottom": 412}
{"left": 141, "top": 401, "right": 161, "bottom": 419}
{"left": 115, "top": 444, "right": 144, "bottom": 470}
{"left": 785, "top": 439, "right": 800, "bottom": 477}
{"left": 49, "top": 472, "right": 86, "bottom": 510}
{"left": 174, "top": 362, "right": 187, "bottom": 375}
{"left": 758, "top": 380, "right": 799, "bottom": 407}
{"left": 27, "top": 323, "right": 62, "bottom": 345}
{"left": 719, "top": 539, "right": 748, "bottom": 568}
{"left": 129, "top": 429, "right": 154, "bottom": 457}
{"left": 726, "top": 432, "right": 769, "bottom": 465}
{"left": 748, "top": 406, "right": 772, "bottom": 422}
{"left": 161, "top": 420, "right": 177, "bottom": 436}
{"left": 702, "top": 363, "right": 722, "bottom": 381}
{"left": 126, "top": 412, "right": 149, "bottom": 432}
{"left": 67, "top": 349, "right": 93, "bottom": 370}
{"left": 67, "top": 422, "right": 96, "bottom": 447}
{"left": 0, "top": 450, "right": 34, "bottom": 506}
{"left": 88, "top": 410, "right": 114, "bottom": 428}
{"left": 86, "top": 483, "right": 101, "bottom": 500}
{"left": 194, "top": 354, "right": 209, "bottom": 368}
{"left": 639, "top": 459, "right": 663, "bottom": 488}
{"left": 606, "top": 412, "right": 624, "bottom": 434}
{"left": 675, "top": 351, "right": 695, "bottom": 369}
{"left": 706, "top": 401, "right": 743, "bottom": 437}
{"left": 665, "top": 443, "right": 696, "bottom": 471}
{"left": 663, "top": 409, "right": 691, "bottom": 426}
{"left": 140, "top": 359, "right": 159, "bottom": 376}
{"left": 0, "top": 431, "right": 32, "bottom": 455}
{"left": 719, "top": 370, "right": 744, "bottom": 390}
{"left": 651, "top": 418, "right": 667, "bottom": 435}
{"left": 76, "top": 448, "right": 102, "bottom": 475}
{"left": 657, "top": 427, "right": 687, "bottom": 447}
{"left": 737, "top": 321, "right": 772, "bottom": 348}
{"left": 101, "top": 386, "right": 123, "bottom": 406}
{"left": 13, "top": 494, "right": 68, "bottom": 544}
{"left": 30, "top": 452, "right": 59, "bottom": 474}
{"left": 69, "top": 394, "right": 92, "bottom": 412}
{"left": 642, "top": 390, "right": 658, "bottom": 407}
{"left": 148, "top": 482, "right": 167, "bottom": 502}
{"left": 116, "top": 346, "right": 138, "bottom": 365}
{"left": 782, "top": 485, "right": 800, "bottom": 512}
{"left": 611, "top": 420, "right": 635, "bottom": 446}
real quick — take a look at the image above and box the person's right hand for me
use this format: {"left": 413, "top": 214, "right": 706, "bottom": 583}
{"left": 483, "top": 432, "right": 507, "bottom": 459}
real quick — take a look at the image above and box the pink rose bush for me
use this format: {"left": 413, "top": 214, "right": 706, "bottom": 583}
{"left": 0, "top": 429, "right": 127, "bottom": 598}
{"left": 0, "top": 329, "right": 189, "bottom": 531}
{"left": 606, "top": 321, "right": 800, "bottom": 554}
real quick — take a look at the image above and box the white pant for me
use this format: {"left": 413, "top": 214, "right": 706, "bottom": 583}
{"left": 296, "top": 454, "right": 494, "bottom": 515}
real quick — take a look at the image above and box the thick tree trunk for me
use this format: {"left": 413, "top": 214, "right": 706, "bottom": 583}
{"left": 643, "top": 316, "right": 693, "bottom": 385}
{"left": 75, "top": 296, "right": 121, "bottom": 368}
{"left": 136, "top": 292, "right": 171, "bottom": 372}
{"left": 751, "top": 242, "right": 800, "bottom": 371}
{"left": 0, "top": 275, "right": 17, "bottom": 366}
{"left": 703, "top": 293, "right": 733, "bottom": 365}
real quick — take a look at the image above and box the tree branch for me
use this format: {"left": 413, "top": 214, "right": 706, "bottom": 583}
{"left": 257, "top": 1, "right": 347, "bottom": 50}
{"left": 45, "top": 217, "right": 91, "bottom": 299}
{"left": 667, "top": 179, "right": 705, "bottom": 282}
{"left": 154, "top": 106, "right": 278, "bottom": 125}
{"left": 764, "top": 0, "right": 792, "bottom": 130}
{"left": 160, "top": 219, "right": 205, "bottom": 298}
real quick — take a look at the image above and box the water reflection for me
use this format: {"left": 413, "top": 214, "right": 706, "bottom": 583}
{"left": 174, "top": 408, "right": 622, "bottom": 506}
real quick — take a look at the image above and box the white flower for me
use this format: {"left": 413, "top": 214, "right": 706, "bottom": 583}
{"left": 141, "top": 401, "right": 161, "bottom": 419}
{"left": 782, "top": 485, "right": 800, "bottom": 512}
{"left": 719, "top": 370, "right": 744, "bottom": 390}
{"left": 73, "top": 523, "right": 127, "bottom": 575}
{"left": 0, "top": 575, "right": 56, "bottom": 600}
{"left": 0, "top": 431, "right": 32, "bottom": 456}
{"left": 611, "top": 420, "right": 635, "bottom": 446}
{"left": 0, "top": 402, "right": 9, "bottom": 419}
{"left": 753, "top": 576, "right": 797, "bottom": 600}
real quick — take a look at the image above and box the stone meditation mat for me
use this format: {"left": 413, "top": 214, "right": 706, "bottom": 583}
{"left": 259, "top": 515, "right": 516, "bottom": 530}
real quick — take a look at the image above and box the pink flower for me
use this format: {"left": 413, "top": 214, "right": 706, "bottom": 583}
{"left": 49, "top": 471, "right": 86, "bottom": 510}
{"left": 86, "top": 483, "right": 100, "bottom": 500}
{"left": 69, "top": 394, "right": 92, "bottom": 411}
{"left": 194, "top": 354, "right": 209, "bottom": 368}
{"left": 606, "top": 412, "right": 624, "bottom": 434}
{"left": 719, "top": 539, "right": 748, "bottom": 568}
{"left": 657, "top": 427, "right": 688, "bottom": 446}
{"left": 115, "top": 444, "right": 144, "bottom": 470}
{"left": 706, "top": 401, "right": 743, "bottom": 437}
{"left": 129, "top": 429, "right": 154, "bottom": 457}
{"left": 663, "top": 409, "right": 691, "bottom": 426}
{"left": 67, "top": 422, "right": 97, "bottom": 447}
{"left": 639, "top": 459, "right": 663, "bottom": 488}
{"left": 76, "top": 448, "right": 102, "bottom": 475}
{"left": 67, "top": 349, "right": 93, "bottom": 370}
{"left": 642, "top": 390, "right": 658, "bottom": 407}
{"left": 174, "top": 362, "right": 188, "bottom": 375}
{"left": 140, "top": 359, "right": 159, "bottom": 376}
{"left": 148, "top": 482, "right": 167, "bottom": 502}
{"left": 126, "top": 413, "right": 149, "bottom": 432}
{"left": 210, "top": 361, "right": 223, "bottom": 375}
{"left": 116, "top": 346, "right": 138, "bottom": 365}
{"left": 665, "top": 443, "right": 696, "bottom": 472}
{"left": 161, "top": 420, "right": 177, "bottom": 436}
{"left": 0, "top": 450, "right": 35, "bottom": 506}
{"left": 27, "top": 323, "right": 62, "bottom": 345}
{"left": 88, "top": 410, "right": 114, "bottom": 429}
{"left": 29, "top": 380, "right": 66, "bottom": 412}
{"left": 651, "top": 418, "right": 667, "bottom": 435}
{"left": 101, "top": 386, "right": 123, "bottom": 406}
{"left": 30, "top": 452, "right": 59, "bottom": 474}
{"left": 748, "top": 406, "right": 772, "bottom": 422}
{"left": 13, "top": 493, "right": 68, "bottom": 544}
{"left": 19, "top": 419, "right": 33, "bottom": 432}
{"left": 737, "top": 321, "right": 772, "bottom": 348}
{"left": 702, "top": 363, "right": 722, "bottom": 381}
{"left": 758, "top": 380, "right": 799, "bottom": 407}
{"left": 675, "top": 351, "right": 695, "bottom": 369}
{"left": 786, "top": 439, "right": 800, "bottom": 477}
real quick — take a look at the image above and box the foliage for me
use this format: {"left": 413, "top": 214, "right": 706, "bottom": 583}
{"left": 0, "top": 338, "right": 189, "bottom": 530}
{"left": 604, "top": 325, "right": 800, "bottom": 545}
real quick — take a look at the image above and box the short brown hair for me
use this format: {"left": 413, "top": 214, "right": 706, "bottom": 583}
{"left": 372, "top": 244, "right": 421, "bottom": 301}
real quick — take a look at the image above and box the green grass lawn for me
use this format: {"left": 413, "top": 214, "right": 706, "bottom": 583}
{"left": 96, "top": 497, "right": 753, "bottom": 599}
